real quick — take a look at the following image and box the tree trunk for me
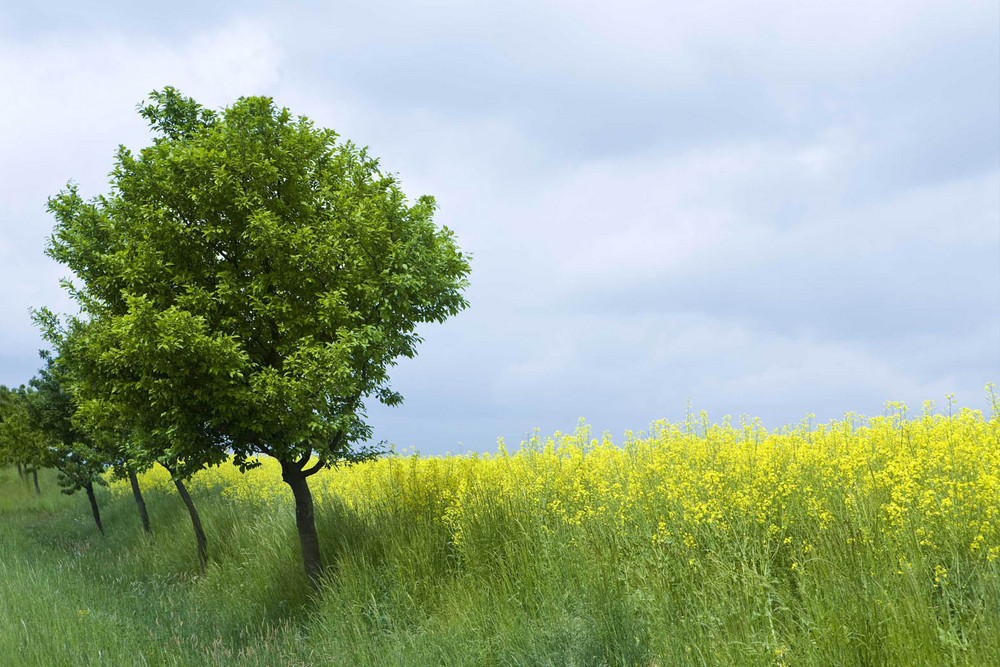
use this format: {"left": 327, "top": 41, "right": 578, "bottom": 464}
{"left": 128, "top": 468, "right": 152, "bottom": 534}
{"left": 16, "top": 463, "right": 23, "bottom": 479}
{"left": 281, "top": 461, "right": 322, "bottom": 588}
{"left": 32, "top": 470, "right": 40, "bottom": 494}
{"left": 171, "top": 475, "right": 208, "bottom": 575}
{"left": 85, "top": 482, "right": 104, "bottom": 536}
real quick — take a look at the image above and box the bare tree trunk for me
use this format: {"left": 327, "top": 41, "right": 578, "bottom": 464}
{"left": 128, "top": 468, "right": 152, "bottom": 534}
{"left": 32, "top": 470, "right": 40, "bottom": 494}
{"left": 169, "top": 472, "right": 207, "bottom": 575}
{"left": 85, "top": 481, "right": 104, "bottom": 536}
{"left": 16, "top": 463, "right": 23, "bottom": 479}
{"left": 281, "top": 460, "right": 322, "bottom": 588}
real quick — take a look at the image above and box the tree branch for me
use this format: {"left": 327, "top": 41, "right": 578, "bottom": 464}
{"left": 302, "top": 459, "right": 325, "bottom": 477}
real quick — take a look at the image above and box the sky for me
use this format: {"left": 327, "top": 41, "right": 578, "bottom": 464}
{"left": 1, "top": 1, "right": 997, "bottom": 455}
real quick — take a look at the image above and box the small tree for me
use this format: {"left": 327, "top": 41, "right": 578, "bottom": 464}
{"left": 0, "top": 385, "right": 46, "bottom": 493}
{"left": 27, "top": 351, "right": 109, "bottom": 535}
{"left": 42, "top": 312, "right": 203, "bottom": 558}
{"left": 47, "top": 88, "right": 470, "bottom": 584}
{"left": 35, "top": 313, "right": 157, "bottom": 535}
{"left": 76, "top": 383, "right": 206, "bottom": 563}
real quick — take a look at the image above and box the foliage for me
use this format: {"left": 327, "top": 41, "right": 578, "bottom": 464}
{"left": 114, "top": 397, "right": 1000, "bottom": 664}
{"left": 128, "top": 397, "right": 1000, "bottom": 578}
{"left": 33, "top": 310, "right": 152, "bottom": 483}
{"left": 45, "top": 87, "right": 471, "bottom": 478}
{"left": 2, "top": 399, "right": 998, "bottom": 664}
{"left": 0, "top": 385, "right": 47, "bottom": 475}
{"left": 26, "top": 349, "right": 108, "bottom": 496}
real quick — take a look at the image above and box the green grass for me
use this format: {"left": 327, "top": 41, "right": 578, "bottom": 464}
{"left": 1, "top": 464, "right": 997, "bottom": 666}
{"left": 0, "top": 468, "right": 308, "bottom": 665}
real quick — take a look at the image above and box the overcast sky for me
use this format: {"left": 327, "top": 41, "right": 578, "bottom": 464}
{"left": 1, "top": 1, "right": 997, "bottom": 454}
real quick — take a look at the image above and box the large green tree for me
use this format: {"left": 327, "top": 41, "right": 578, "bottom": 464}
{"left": 47, "top": 88, "right": 471, "bottom": 583}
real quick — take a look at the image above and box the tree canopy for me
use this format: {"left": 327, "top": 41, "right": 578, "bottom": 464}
{"left": 46, "top": 87, "right": 471, "bottom": 580}
{"left": 0, "top": 384, "right": 46, "bottom": 479}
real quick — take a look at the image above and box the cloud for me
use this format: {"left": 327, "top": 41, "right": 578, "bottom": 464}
{"left": 367, "top": 304, "right": 994, "bottom": 451}
{"left": 0, "top": 19, "right": 284, "bottom": 382}
{"left": 263, "top": 0, "right": 998, "bottom": 166}
{"left": 1, "top": 2, "right": 996, "bottom": 453}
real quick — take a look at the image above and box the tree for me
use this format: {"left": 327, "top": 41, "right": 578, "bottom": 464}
{"left": 47, "top": 88, "right": 471, "bottom": 584}
{"left": 38, "top": 308, "right": 210, "bottom": 569}
{"left": 34, "top": 313, "right": 153, "bottom": 535}
{"left": 0, "top": 385, "right": 46, "bottom": 493}
{"left": 27, "top": 350, "right": 109, "bottom": 536}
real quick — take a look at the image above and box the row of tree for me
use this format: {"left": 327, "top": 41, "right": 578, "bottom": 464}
{"left": 0, "top": 88, "right": 470, "bottom": 586}
{"left": 0, "top": 347, "right": 149, "bottom": 538}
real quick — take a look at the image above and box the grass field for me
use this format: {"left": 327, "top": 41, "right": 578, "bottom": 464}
{"left": 1, "top": 402, "right": 998, "bottom": 665}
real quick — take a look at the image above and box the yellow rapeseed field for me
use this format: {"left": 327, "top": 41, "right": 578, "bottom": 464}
{"left": 113, "top": 396, "right": 1000, "bottom": 581}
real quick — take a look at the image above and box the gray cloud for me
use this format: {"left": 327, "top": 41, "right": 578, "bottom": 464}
{"left": 1, "top": 1, "right": 997, "bottom": 453}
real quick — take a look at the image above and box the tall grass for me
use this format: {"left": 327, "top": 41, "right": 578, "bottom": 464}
{"left": 1, "top": 401, "right": 998, "bottom": 665}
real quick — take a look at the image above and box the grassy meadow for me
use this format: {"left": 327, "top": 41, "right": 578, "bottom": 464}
{"left": 1, "top": 402, "right": 998, "bottom": 665}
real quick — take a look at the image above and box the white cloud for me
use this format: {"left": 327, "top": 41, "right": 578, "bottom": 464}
{"left": 0, "top": 19, "right": 283, "bottom": 382}
{"left": 1, "top": 2, "right": 996, "bottom": 451}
